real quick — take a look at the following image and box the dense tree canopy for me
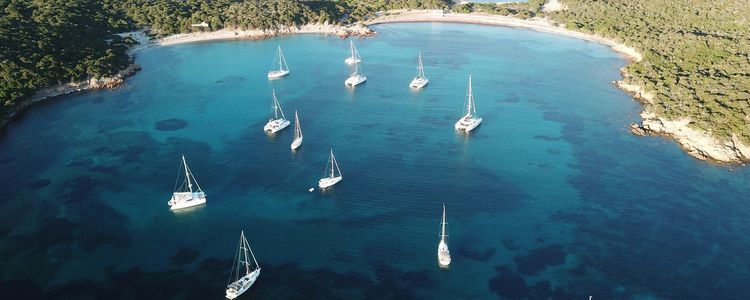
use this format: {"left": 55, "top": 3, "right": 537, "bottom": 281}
{"left": 4, "top": 0, "right": 746, "bottom": 145}
{"left": 0, "top": 0, "right": 451, "bottom": 123}
{"left": 547, "top": 0, "right": 750, "bottom": 142}
{"left": 0, "top": 0, "right": 130, "bottom": 109}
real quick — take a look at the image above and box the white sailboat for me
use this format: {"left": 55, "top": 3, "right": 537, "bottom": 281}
{"left": 345, "top": 62, "right": 367, "bottom": 87}
{"left": 409, "top": 52, "right": 429, "bottom": 89}
{"left": 437, "top": 204, "right": 451, "bottom": 268}
{"left": 290, "top": 110, "right": 303, "bottom": 150}
{"left": 167, "top": 154, "right": 207, "bottom": 210}
{"left": 267, "top": 45, "right": 290, "bottom": 79}
{"left": 454, "top": 75, "right": 483, "bottom": 132}
{"left": 225, "top": 231, "right": 261, "bottom": 300}
{"left": 318, "top": 149, "right": 342, "bottom": 189}
{"left": 263, "top": 89, "right": 291, "bottom": 133}
{"left": 344, "top": 40, "right": 362, "bottom": 64}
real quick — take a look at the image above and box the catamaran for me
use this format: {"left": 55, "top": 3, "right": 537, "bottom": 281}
{"left": 167, "top": 154, "right": 206, "bottom": 210}
{"left": 409, "top": 52, "right": 429, "bottom": 89}
{"left": 291, "top": 110, "right": 303, "bottom": 150}
{"left": 437, "top": 204, "right": 451, "bottom": 268}
{"left": 344, "top": 40, "right": 362, "bottom": 64}
{"left": 454, "top": 75, "right": 483, "bottom": 132}
{"left": 318, "top": 149, "right": 342, "bottom": 189}
{"left": 267, "top": 45, "right": 290, "bottom": 79}
{"left": 225, "top": 231, "right": 261, "bottom": 300}
{"left": 263, "top": 89, "right": 291, "bottom": 133}
{"left": 345, "top": 62, "right": 367, "bottom": 87}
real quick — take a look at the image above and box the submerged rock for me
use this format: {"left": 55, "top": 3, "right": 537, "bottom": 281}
{"left": 154, "top": 118, "right": 188, "bottom": 131}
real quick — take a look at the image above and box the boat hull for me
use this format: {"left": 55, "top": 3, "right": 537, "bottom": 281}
{"left": 438, "top": 240, "right": 451, "bottom": 268}
{"left": 344, "top": 57, "right": 361, "bottom": 64}
{"left": 345, "top": 75, "right": 367, "bottom": 87}
{"left": 318, "top": 176, "right": 342, "bottom": 189}
{"left": 267, "top": 70, "right": 290, "bottom": 79}
{"left": 168, "top": 192, "right": 206, "bottom": 210}
{"left": 291, "top": 136, "right": 303, "bottom": 150}
{"left": 410, "top": 77, "right": 429, "bottom": 89}
{"left": 264, "top": 119, "right": 291, "bottom": 133}
{"left": 454, "top": 116, "right": 482, "bottom": 132}
{"left": 225, "top": 268, "right": 261, "bottom": 299}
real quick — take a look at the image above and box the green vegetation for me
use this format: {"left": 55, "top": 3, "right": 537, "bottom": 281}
{"left": 0, "top": 0, "right": 451, "bottom": 124}
{"left": 3, "top": 0, "right": 747, "bottom": 145}
{"left": 453, "top": 0, "right": 546, "bottom": 19}
{"left": 547, "top": 0, "right": 750, "bottom": 142}
{"left": 0, "top": 0, "right": 131, "bottom": 110}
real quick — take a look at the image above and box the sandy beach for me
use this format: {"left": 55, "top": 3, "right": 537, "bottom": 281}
{"left": 157, "top": 23, "right": 374, "bottom": 47}
{"left": 20, "top": 10, "right": 746, "bottom": 163}
{"left": 366, "top": 10, "right": 642, "bottom": 62}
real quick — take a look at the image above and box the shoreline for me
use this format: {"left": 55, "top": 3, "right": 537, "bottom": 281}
{"left": 156, "top": 23, "right": 375, "bottom": 47}
{"left": 7, "top": 11, "right": 746, "bottom": 163}
{"left": 366, "top": 10, "right": 748, "bottom": 164}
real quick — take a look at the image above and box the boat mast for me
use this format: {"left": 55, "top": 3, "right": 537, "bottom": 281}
{"left": 441, "top": 204, "right": 447, "bottom": 242}
{"left": 329, "top": 150, "right": 335, "bottom": 178}
{"left": 417, "top": 52, "right": 424, "bottom": 78}
{"left": 182, "top": 154, "right": 193, "bottom": 193}
{"left": 294, "top": 111, "right": 301, "bottom": 138}
{"left": 466, "top": 75, "right": 474, "bottom": 116}
{"left": 277, "top": 46, "right": 286, "bottom": 71}
{"left": 350, "top": 40, "right": 355, "bottom": 59}
{"left": 334, "top": 151, "right": 342, "bottom": 177}
{"left": 247, "top": 235, "right": 260, "bottom": 271}
{"left": 240, "top": 231, "right": 251, "bottom": 275}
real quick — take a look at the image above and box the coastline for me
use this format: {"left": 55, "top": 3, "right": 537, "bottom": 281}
{"left": 7, "top": 11, "right": 746, "bottom": 163}
{"left": 366, "top": 10, "right": 748, "bottom": 164}
{"left": 157, "top": 23, "right": 375, "bottom": 47}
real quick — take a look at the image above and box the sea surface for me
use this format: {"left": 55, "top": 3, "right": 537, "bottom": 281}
{"left": 1, "top": 23, "right": 749, "bottom": 299}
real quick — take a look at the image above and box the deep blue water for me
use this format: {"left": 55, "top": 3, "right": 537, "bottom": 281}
{"left": 1, "top": 23, "right": 749, "bottom": 299}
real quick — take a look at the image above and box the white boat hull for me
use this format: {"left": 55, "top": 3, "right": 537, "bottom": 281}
{"left": 410, "top": 77, "right": 429, "bottom": 89}
{"left": 438, "top": 240, "right": 451, "bottom": 268}
{"left": 291, "top": 136, "right": 303, "bottom": 150}
{"left": 345, "top": 57, "right": 361, "bottom": 64}
{"left": 168, "top": 192, "right": 206, "bottom": 210}
{"left": 225, "top": 268, "right": 261, "bottom": 299}
{"left": 318, "top": 176, "right": 342, "bottom": 189}
{"left": 264, "top": 118, "right": 291, "bottom": 133}
{"left": 454, "top": 115, "right": 482, "bottom": 132}
{"left": 267, "top": 70, "right": 290, "bottom": 79}
{"left": 345, "top": 75, "right": 367, "bottom": 87}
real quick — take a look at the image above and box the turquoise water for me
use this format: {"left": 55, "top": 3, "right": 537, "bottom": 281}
{"left": 1, "top": 23, "right": 749, "bottom": 299}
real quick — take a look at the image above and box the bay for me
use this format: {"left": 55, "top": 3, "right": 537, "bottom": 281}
{"left": 1, "top": 23, "right": 749, "bottom": 299}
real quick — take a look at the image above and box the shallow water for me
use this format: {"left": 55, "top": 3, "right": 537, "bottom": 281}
{"left": 1, "top": 23, "right": 749, "bottom": 299}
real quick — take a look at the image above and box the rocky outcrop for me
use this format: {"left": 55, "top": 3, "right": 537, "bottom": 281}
{"left": 619, "top": 78, "right": 750, "bottom": 164}
{"left": 1, "top": 63, "right": 141, "bottom": 128}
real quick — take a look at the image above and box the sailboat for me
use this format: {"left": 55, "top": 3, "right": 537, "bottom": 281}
{"left": 267, "top": 45, "right": 290, "bottom": 79}
{"left": 225, "top": 231, "right": 261, "bottom": 300}
{"left": 344, "top": 40, "right": 362, "bottom": 64}
{"left": 409, "top": 52, "right": 429, "bottom": 89}
{"left": 290, "top": 110, "right": 303, "bottom": 150}
{"left": 345, "top": 62, "right": 367, "bottom": 87}
{"left": 437, "top": 204, "right": 451, "bottom": 268}
{"left": 318, "top": 149, "right": 342, "bottom": 189}
{"left": 454, "top": 75, "right": 483, "bottom": 132}
{"left": 263, "top": 89, "right": 291, "bottom": 133}
{"left": 167, "top": 154, "right": 207, "bottom": 210}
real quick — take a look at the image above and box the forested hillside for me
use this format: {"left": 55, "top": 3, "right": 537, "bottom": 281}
{"left": 547, "top": 0, "right": 750, "bottom": 143}
{"left": 0, "top": 0, "right": 131, "bottom": 110}
{"left": 0, "top": 0, "right": 452, "bottom": 125}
